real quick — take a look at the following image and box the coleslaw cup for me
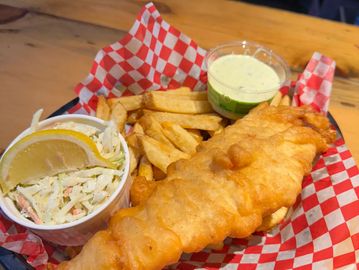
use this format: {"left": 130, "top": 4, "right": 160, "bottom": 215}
{"left": 0, "top": 114, "right": 131, "bottom": 246}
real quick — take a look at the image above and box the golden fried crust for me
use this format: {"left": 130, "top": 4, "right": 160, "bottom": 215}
{"left": 59, "top": 104, "right": 335, "bottom": 270}
{"left": 130, "top": 176, "right": 158, "bottom": 206}
{"left": 57, "top": 231, "right": 124, "bottom": 270}
{"left": 256, "top": 207, "right": 289, "bottom": 232}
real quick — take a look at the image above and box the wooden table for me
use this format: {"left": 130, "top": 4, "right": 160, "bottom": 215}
{"left": 0, "top": 0, "right": 358, "bottom": 161}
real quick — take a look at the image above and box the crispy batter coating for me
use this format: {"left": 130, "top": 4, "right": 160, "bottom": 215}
{"left": 58, "top": 104, "right": 335, "bottom": 270}
{"left": 130, "top": 176, "right": 157, "bottom": 206}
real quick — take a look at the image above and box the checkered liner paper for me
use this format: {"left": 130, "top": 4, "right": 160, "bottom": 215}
{"left": 0, "top": 2, "right": 358, "bottom": 270}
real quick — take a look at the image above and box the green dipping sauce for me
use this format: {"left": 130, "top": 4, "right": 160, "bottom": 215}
{"left": 207, "top": 54, "right": 281, "bottom": 119}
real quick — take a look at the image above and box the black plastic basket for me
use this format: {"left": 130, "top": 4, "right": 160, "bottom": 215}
{"left": 0, "top": 97, "right": 343, "bottom": 269}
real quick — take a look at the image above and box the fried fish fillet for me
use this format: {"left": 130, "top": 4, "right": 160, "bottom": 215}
{"left": 58, "top": 104, "right": 335, "bottom": 270}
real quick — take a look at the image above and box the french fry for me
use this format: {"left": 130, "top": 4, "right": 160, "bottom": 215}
{"left": 270, "top": 91, "right": 282, "bottom": 107}
{"left": 128, "top": 146, "right": 140, "bottom": 174}
{"left": 165, "top": 87, "right": 191, "bottom": 94}
{"left": 127, "top": 110, "right": 142, "bottom": 124}
{"left": 187, "top": 129, "right": 203, "bottom": 143}
{"left": 139, "top": 115, "right": 174, "bottom": 148}
{"left": 126, "top": 132, "right": 143, "bottom": 152}
{"left": 208, "top": 125, "right": 224, "bottom": 137}
{"left": 96, "top": 96, "right": 110, "bottom": 120}
{"left": 139, "top": 135, "right": 190, "bottom": 173}
{"left": 152, "top": 166, "right": 167, "bottom": 181}
{"left": 161, "top": 122, "right": 199, "bottom": 155}
{"left": 108, "top": 95, "right": 143, "bottom": 111}
{"left": 111, "top": 102, "right": 127, "bottom": 133}
{"left": 138, "top": 156, "right": 153, "bottom": 181}
{"left": 132, "top": 122, "right": 144, "bottom": 134}
{"left": 143, "top": 110, "right": 222, "bottom": 131}
{"left": 152, "top": 90, "right": 208, "bottom": 100}
{"left": 143, "top": 92, "right": 213, "bottom": 114}
{"left": 280, "top": 95, "right": 291, "bottom": 106}
{"left": 256, "top": 207, "right": 288, "bottom": 232}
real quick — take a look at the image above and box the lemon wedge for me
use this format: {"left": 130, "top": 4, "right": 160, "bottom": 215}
{"left": 0, "top": 129, "right": 115, "bottom": 193}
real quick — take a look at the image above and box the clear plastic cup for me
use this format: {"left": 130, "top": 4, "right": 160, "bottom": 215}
{"left": 205, "top": 41, "right": 291, "bottom": 119}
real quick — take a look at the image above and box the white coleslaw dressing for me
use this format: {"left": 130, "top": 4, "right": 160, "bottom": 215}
{"left": 7, "top": 121, "right": 126, "bottom": 225}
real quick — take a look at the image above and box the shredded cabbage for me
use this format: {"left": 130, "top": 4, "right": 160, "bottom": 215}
{"left": 29, "top": 108, "right": 44, "bottom": 133}
{"left": 8, "top": 121, "right": 125, "bottom": 225}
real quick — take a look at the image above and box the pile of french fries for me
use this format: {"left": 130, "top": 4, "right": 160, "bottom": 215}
{"left": 96, "top": 87, "right": 292, "bottom": 231}
{"left": 96, "top": 87, "right": 226, "bottom": 181}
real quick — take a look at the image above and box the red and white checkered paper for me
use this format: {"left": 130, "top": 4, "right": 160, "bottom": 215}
{"left": 68, "top": 2, "right": 207, "bottom": 116}
{"left": 0, "top": 2, "right": 358, "bottom": 269}
{"left": 292, "top": 52, "right": 336, "bottom": 114}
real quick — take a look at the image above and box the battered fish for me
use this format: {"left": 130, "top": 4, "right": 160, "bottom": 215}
{"left": 58, "top": 104, "right": 335, "bottom": 270}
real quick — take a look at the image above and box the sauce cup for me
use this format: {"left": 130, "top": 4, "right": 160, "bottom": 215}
{"left": 205, "top": 41, "right": 291, "bottom": 119}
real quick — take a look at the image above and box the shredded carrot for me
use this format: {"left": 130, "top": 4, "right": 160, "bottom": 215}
{"left": 17, "top": 195, "right": 42, "bottom": 224}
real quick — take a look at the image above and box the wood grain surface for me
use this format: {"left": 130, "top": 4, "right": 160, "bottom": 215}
{"left": 0, "top": 4, "right": 26, "bottom": 23}
{"left": 0, "top": 1, "right": 358, "bottom": 161}
{"left": 3, "top": 0, "right": 359, "bottom": 77}
{"left": 0, "top": 12, "right": 124, "bottom": 149}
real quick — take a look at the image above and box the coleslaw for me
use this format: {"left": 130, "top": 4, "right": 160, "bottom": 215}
{"left": 7, "top": 119, "right": 126, "bottom": 225}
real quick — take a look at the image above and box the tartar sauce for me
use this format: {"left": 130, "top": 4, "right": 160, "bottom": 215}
{"left": 208, "top": 54, "right": 280, "bottom": 103}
